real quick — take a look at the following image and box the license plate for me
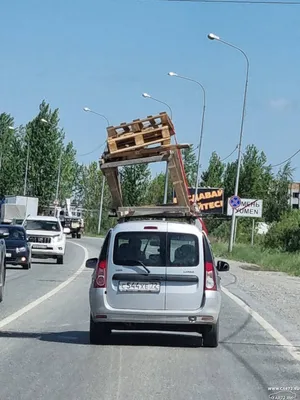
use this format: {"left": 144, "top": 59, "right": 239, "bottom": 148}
{"left": 6, "top": 253, "right": 11, "bottom": 258}
{"left": 33, "top": 244, "right": 47, "bottom": 249}
{"left": 118, "top": 282, "right": 160, "bottom": 293}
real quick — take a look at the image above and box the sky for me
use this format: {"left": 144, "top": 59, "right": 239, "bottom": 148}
{"left": 1, "top": 0, "right": 300, "bottom": 181}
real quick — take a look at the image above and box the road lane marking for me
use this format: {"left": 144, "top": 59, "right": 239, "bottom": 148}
{"left": 221, "top": 286, "right": 300, "bottom": 362}
{"left": 0, "top": 242, "right": 88, "bottom": 329}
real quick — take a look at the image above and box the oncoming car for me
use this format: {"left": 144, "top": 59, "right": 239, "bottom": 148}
{"left": 24, "top": 216, "right": 70, "bottom": 264}
{"left": 86, "top": 220, "right": 229, "bottom": 347}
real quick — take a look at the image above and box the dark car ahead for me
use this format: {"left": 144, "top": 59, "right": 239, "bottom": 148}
{"left": 0, "top": 225, "right": 32, "bottom": 270}
{"left": 0, "top": 227, "right": 8, "bottom": 302}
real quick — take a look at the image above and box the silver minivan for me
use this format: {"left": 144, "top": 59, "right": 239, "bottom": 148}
{"left": 87, "top": 220, "right": 229, "bottom": 347}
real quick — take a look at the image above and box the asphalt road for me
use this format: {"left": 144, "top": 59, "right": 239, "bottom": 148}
{"left": 0, "top": 237, "right": 299, "bottom": 400}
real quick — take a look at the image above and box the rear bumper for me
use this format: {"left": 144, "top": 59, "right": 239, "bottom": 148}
{"left": 90, "top": 290, "right": 221, "bottom": 326}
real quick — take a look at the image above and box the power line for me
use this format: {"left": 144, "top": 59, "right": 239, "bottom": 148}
{"left": 77, "top": 141, "right": 106, "bottom": 157}
{"left": 220, "top": 145, "right": 238, "bottom": 162}
{"left": 166, "top": 0, "right": 300, "bottom": 4}
{"left": 270, "top": 148, "right": 300, "bottom": 168}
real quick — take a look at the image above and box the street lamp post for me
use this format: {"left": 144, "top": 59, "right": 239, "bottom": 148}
{"left": 168, "top": 72, "right": 206, "bottom": 208}
{"left": 83, "top": 107, "right": 109, "bottom": 235}
{"left": 142, "top": 93, "right": 173, "bottom": 204}
{"left": 208, "top": 33, "right": 250, "bottom": 252}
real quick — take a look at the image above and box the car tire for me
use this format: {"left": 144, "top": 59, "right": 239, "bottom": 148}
{"left": 202, "top": 319, "right": 219, "bottom": 348}
{"left": 76, "top": 233, "right": 81, "bottom": 239}
{"left": 23, "top": 262, "right": 31, "bottom": 270}
{"left": 89, "top": 316, "right": 111, "bottom": 345}
{"left": 57, "top": 255, "right": 63, "bottom": 265}
{"left": 72, "top": 233, "right": 76, "bottom": 239}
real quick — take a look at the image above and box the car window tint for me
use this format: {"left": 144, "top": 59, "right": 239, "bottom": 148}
{"left": 202, "top": 234, "right": 214, "bottom": 264}
{"left": 99, "top": 230, "right": 111, "bottom": 261}
{"left": 113, "top": 232, "right": 166, "bottom": 266}
{"left": 168, "top": 233, "right": 199, "bottom": 267}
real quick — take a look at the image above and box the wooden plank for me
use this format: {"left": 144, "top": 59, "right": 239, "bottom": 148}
{"left": 102, "top": 143, "right": 191, "bottom": 162}
{"left": 107, "top": 136, "right": 171, "bottom": 155}
{"left": 168, "top": 151, "right": 190, "bottom": 208}
{"left": 117, "top": 206, "right": 191, "bottom": 218}
{"left": 106, "top": 112, "right": 174, "bottom": 139}
{"left": 102, "top": 167, "right": 122, "bottom": 209}
{"left": 101, "top": 154, "right": 171, "bottom": 169}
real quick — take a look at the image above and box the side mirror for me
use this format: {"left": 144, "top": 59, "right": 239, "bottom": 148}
{"left": 85, "top": 257, "right": 98, "bottom": 269}
{"left": 0, "top": 230, "right": 9, "bottom": 239}
{"left": 63, "top": 227, "right": 71, "bottom": 234}
{"left": 216, "top": 260, "right": 230, "bottom": 272}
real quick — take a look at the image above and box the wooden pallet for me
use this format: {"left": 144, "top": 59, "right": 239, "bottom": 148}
{"left": 101, "top": 144, "right": 191, "bottom": 162}
{"left": 106, "top": 112, "right": 174, "bottom": 139}
{"left": 107, "top": 125, "right": 171, "bottom": 155}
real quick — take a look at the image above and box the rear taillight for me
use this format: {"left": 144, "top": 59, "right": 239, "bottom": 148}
{"left": 94, "top": 260, "right": 107, "bottom": 288}
{"left": 205, "top": 261, "right": 217, "bottom": 291}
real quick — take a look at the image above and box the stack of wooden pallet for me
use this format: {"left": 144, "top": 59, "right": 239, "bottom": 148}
{"left": 100, "top": 112, "right": 192, "bottom": 212}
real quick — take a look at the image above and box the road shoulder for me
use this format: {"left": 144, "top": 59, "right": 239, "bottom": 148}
{"left": 219, "top": 258, "right": 300, "bottom": 348}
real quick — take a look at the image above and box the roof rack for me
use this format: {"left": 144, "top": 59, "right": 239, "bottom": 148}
{"left": 109, "top": 206, "right": 201, "bottom": 222}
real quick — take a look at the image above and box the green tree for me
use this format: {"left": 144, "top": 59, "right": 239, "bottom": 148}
{"left": 146, "top": 172, "right": 173, "bottom": 205}
{"left": 239, "top": 145, "right": 273, "bottom": 200}
{"left": 223, "top": 160, "right": 237, "bottom": 201}
{"left": 201, "top": 151, "right": 225, "bottom": 188}
{"left": 0, "top": 114, "right": 25, "bottom": 196}
{"left": 181, "top": 146, "right": 197, "bottom": 187}
{"left": 58, "top": 142, "right": 79, "bottom": 201}
{"left": 264, "top": 162, "right": 293, "bottom": 223}
{"left": 25, "top": 101, "right": 65, "bottom": 209}
{"left": 121, "top": 164, "right": 151, "bottom": 206}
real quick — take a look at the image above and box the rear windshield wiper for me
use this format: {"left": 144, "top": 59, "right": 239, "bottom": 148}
{"left": 122, "top": 260, "right": 150, "bottom": 274}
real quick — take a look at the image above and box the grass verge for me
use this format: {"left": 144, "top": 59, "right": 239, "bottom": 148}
{"left": 211, "top": 241, "right": 300, "bottom": 277}
{"left": 83, "top": 232, "right": 104, "bottom": 238}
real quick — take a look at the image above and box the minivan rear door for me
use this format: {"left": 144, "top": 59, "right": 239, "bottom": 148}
{"left": 165, "top": 224, "right": 204, "bottom": 311}
{"left": 106, "top": 227, "right": 167, "bottom": 310}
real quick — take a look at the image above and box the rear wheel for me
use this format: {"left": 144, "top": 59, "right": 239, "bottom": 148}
{"left": 202, "top": 320, "right": 219, "bottom": 348}
{"left": 89, "top": 316, "right": 111, "bottom": 344}
{"left": 71, "top": 232, "right": 76, "bottom": 239}
{"left": 76, "top": 232, "right": 81, "bottom": 239}
{"left": 57, "top": 255, "right": 63, "bottom": 265}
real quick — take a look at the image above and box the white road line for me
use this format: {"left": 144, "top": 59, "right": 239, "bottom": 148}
{"left": 0, "top": 242, "right": 88, "bottom": 329}
{"left": 221, "top": 286, "right": 300, "bottom": 362}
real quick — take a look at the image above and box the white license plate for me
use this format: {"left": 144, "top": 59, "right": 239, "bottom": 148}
{"left": 33, "top": 244, "right": 47, "bottom": 249}
{"left": 6, "top": 253, "right": 12, "bottom": 258}
{"left": 118, "top": 282, "right": 160, "bottom": 293}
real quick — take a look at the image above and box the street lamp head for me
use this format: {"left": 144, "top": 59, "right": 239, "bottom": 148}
{"left": 208, "top": 33, "right": 220, "bottom": 41}
{"left": 142, "top": 93, "right": 151, "bottom": 98}
{"left": 168, "top": 72, "right": 178, "bottom": 77}
{"left": 41, "top": 118, "right": 49, "bottom": 124}
{"left": 83, "top": 107, "right": 91, "bottom": 112}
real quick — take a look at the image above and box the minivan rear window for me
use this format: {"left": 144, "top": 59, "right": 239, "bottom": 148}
{"left": 113, "top": 232, "right": 199, "bottom": 267}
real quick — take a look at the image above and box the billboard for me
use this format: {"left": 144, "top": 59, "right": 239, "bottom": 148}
{"left": 173, "top": 187, "right": 224, "bottom": 214}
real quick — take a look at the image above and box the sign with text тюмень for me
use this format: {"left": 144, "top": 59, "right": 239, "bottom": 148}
{"left": 227, "top": 198, "right": 263, "bottom": 218}
{"left": 173, "top": 187, "right": 224, "bottom": 214}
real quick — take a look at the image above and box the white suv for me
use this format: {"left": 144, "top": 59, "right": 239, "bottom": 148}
{"left": 24, "top": 216, "right": 70, "bottom": 264}
{"left": 87, "top": 220, "right": 229, "bottom": 347}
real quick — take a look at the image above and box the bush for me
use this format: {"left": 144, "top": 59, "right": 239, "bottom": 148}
{"left": 264, "top": 210, "right": 300, "bottom": 252}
